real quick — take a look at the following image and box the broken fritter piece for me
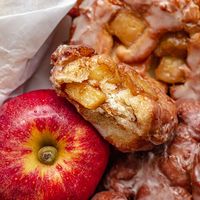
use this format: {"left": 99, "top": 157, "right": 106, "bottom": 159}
{"left": 50, "top": 45, "right": 177, "bottom": 152}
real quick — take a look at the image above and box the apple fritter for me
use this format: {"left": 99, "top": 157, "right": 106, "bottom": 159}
{"left": 50, "top": 45, "right": 177, "bottom": 152}
{"left": 69, "top": 0, "right": 200, "bottom": 97}
{"left": 103, "top": 99, "right": 200, "bottom": 200}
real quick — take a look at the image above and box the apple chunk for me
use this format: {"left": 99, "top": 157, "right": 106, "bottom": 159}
{"left": 89, "top": 63, "right": 121, "bottom": 84}
{"left": 155, "top": 56, "right": 190, "bottom": 84}
{"left": 65, "top": 83, "right": 106, "bottom": 109}
{"left": 0, "top": 90, "right": 109, "bottom": 200}
{"left": 109, "top": 10, "right": 146, "bottom": 46}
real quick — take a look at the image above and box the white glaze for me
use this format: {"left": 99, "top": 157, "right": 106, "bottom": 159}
{"left": 71, "top": 0, "right": 200, "bottom": 99}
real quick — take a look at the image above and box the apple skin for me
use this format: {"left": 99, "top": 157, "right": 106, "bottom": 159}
{"left": 0, "top": 90, "right": 109, "bottom": 200}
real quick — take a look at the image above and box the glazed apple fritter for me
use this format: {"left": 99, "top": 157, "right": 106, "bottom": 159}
{"left": 99, "top": 99, "right": 200, "bottom": 200}
{"left": 50, "top": 45, "right": 177, "bottom": 152}
{"left": 70, "top": 0, "right": 200, "bottom": 99}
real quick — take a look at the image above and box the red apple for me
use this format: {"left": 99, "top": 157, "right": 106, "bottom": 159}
{"left": 0, "top": 90, "right": 109, "bottom": 200}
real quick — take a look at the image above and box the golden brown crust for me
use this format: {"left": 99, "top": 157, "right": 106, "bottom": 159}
{"left": 91, "top": 191, "right": 127, "bottom": 200}
{"left": 50, "top": 45, "right": 177, "bottom": 152}
{"left": 51, "top": 45, "right": 96, "bottom": 66}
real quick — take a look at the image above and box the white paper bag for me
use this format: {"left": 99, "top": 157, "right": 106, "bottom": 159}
{"left": 0, "top": 0, "right": 76, "bottom": 104}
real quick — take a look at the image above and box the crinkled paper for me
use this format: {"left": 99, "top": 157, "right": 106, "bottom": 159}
{"left": 0, "top": 0, "right": 76, "bottom": 104}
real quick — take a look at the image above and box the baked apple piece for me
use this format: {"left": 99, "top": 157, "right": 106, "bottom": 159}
{"left": 109, "top": 10, "right": 146, "bottom": 47}
{"left": 50, "top": 45, "right": 177, "bottom": 152}
{"left": 155, "top": 56, "right": 190, "bottom": 84}
{"left": 155, "top": 32, "right": 188, "bottom": 58}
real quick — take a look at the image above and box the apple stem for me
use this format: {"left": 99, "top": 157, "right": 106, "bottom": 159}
{"left": 38, "top": 146, "right": 58, "bottom": 165}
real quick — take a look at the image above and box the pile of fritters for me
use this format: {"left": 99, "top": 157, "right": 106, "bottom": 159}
{"left": 50, "top": 0, "right": 200, "bottom": 199}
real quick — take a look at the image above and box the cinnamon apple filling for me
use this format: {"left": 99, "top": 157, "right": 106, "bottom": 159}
{"left": 50, "top": 45, "right": 177, "bottom": 152}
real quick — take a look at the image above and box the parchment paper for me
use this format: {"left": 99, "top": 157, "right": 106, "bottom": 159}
{"left": 0, "top": 0, "right": 76, "bottom": 104}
